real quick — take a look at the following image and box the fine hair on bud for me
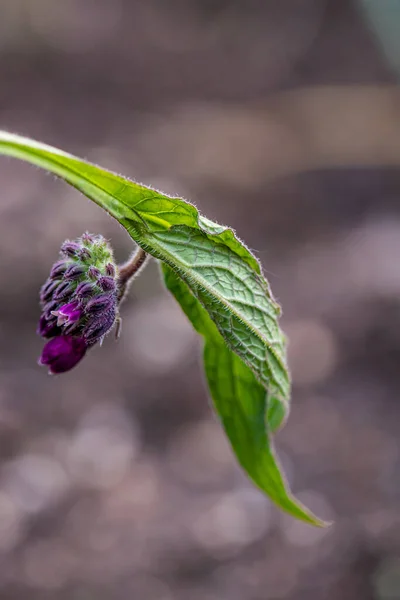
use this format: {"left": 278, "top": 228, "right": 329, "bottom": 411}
{"left": 37, "top": 233, "right": 148, "bottom": 374}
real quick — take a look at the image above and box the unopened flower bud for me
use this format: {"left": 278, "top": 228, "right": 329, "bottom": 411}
{"left": 53, "top": 280, "right": 75, "bottom": 301}
{"left": 85, "top": 294, "right": 114, "bottom": 314}
{"left": 84, "top": 307, "right": 117, "bottom": 343}
{"left": 64, "top": 264, "right": 86, "bottom": 280}
{"left": 79, "top": 248, "right": 92, "bottom": 261}
{"left": 81, "top": 232, "right": 96, "bottom": 246}
{"left": 98, "top": 276, "right": 116, "bottom": 292}
{"left": 43, "top": 299, "right": 58, "bottom": 319}
{"left": 40, "top": 279, "right": 59, "bottom": 303}
{"left": 50, "top": 260, "right": 69, "bottom": 280}
{"left": 76, "top": 281, "right": 95, "bottom": 298}
{"left": 39, "top": 336, "right": 88, "bottom": 374}
{"left": 88, "top": 266, "right": 101, "bottom": 280}
{"left": 105, "top": 263, "right": 116, "bottom": 277}
{"left": 37, "top": 314, "right": 60, "bottom": 339}
{"left": 61, "top": 241, "right": 81, "bottom": 258}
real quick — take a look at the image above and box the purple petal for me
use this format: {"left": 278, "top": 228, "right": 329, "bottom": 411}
{"left": 39, "top": 336, "right": 87, "bottom": 374}
{"left": 59, "top": 301, "right": 81, "bottom": 318}
{"left": 52, "top": 301, "right": 82, "bottom": 326}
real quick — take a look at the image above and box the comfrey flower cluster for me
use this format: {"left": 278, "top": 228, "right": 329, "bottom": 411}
{"left": 38, "top": 233, "right": 120, "bottom": 374}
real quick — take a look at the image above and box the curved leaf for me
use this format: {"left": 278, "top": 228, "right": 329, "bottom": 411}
{"left": 0, "top": 131, "right": 326, "bottom": 525}
{"left": 163, "top": 265, "right": 325, "bottom": 526}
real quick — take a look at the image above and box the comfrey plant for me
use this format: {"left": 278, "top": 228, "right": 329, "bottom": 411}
{"left": 0, "top": 131, "right": 328, "bottom": 527}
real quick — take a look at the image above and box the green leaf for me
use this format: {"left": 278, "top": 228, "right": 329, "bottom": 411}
{"left": 162, "top": 265, "right": 326, "bottom": 526}
{"left": 0, "top": 131, "right": 326, "bottom": 525}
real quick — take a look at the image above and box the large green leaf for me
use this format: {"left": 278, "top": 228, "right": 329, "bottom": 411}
{"left": 0, "top": 131, "right": 325, "bottom": 525}
{"left": 163, "top": 265, "right": 325, "bottom": 525}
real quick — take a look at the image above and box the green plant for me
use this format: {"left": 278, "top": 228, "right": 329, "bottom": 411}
{"left": 0, "top": 131, "right": 327, "bottom": 527}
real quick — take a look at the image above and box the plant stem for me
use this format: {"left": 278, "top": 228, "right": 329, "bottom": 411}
{"left": 117, "top": 247, "right": 148, "bottom": 301}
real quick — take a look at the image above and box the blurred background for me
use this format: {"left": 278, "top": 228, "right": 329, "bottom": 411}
{"left": 0, "top": 1, "right": 399, "bottom": 598}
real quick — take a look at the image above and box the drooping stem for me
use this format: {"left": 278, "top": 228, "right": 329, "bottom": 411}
{"left": 117, "top": 247, "right": 148, "bottom": 302}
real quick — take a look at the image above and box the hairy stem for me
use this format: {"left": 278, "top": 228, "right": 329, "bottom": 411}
{"left": 117, "top": 247, "right": 148, "bottom": 302}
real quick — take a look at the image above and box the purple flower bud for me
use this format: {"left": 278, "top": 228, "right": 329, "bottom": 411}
{"left": 43, "top": 299, "right": 59, "bottom": 319}
{"left": 85, "top": 294, "right": 115, "bottom": 314}
{"left": 39, "top": 336, "right": 87, "bottom": 374}
{"left": 79, "top": 248, "right": 92, "bottom": 261}
{"left": 61, "top": 241, "right": 81, "bottom": 258}
{"left": 76, "top": 281, "right": 96, "bottom": 298}
{"left": 50, "top": 261, "right": 69, "bottom": 280}
{"left": 52, "top": 301, "right": 82, "bottom": 326}
{"left": 105, "top": 263, "right": 116, "bottom": 277}
{"left": 81, "top": 233, "right": 96, "bottom": 246}
{"left": 84, "top": 306, "right": 117, "bottom": 343}
{"left": 53, "top": 280, "right": 75, "bottom": 301}
{"left": 98, "top": 276, "right": 116, "bottom": 292}
{"left": 40, "top": 279, "right": 59, "bottom": 303}
{"left": 64, "top": 264, "right": 86, "bottom": 280}
{"left": 88, "top": 266, "right": 101, "bottom": 281}
{"left": 37, "top": 315, "right": 60, "bottom": 338}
